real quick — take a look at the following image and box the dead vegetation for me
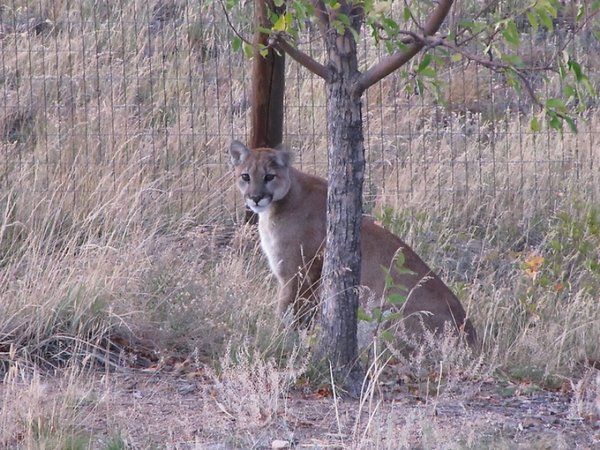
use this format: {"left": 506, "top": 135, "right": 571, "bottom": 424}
{"left": 1, "top": 0, "right": 600, "bottom": 448}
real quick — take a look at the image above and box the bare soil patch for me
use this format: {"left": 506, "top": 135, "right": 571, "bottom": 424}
{"left": 3, "top": 366, "right": 597, "bottom": 449}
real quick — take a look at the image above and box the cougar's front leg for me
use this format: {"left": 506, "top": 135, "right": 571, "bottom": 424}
{"left": 276, "top": 275, "right": 319, "bottom": 328}
{"left": 276, "top": 247, "right": 323, "bottom": 327}
{"left": 276, "top": 279, "right": 298, "bottom": 319}
{"left": 294, "top": 276, "right": 320, "bottom": 327}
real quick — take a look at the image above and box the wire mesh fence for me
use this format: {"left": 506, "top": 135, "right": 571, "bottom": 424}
{"left": 1, "top": 0, "right": 599, "bottom": 230}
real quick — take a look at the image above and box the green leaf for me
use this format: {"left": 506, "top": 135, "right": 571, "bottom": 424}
{"left": 546, "top": 97, "right": 567, "bottom": 113}
{"left": 504, "top": 70, "right": 522, "bottom": 97}
{"left": 269, "top": 10, "right": 279, "bottom": 24}
{"left": 457, "top": 19, "right": 474, "bottom": 28}
{"left": 458, "top": 19, "right": 485, "bottom": 34}
{"left": 565, "top": 116, "right": 577, "bottom": 133}
{"left": 396, "top": 41, "right": 408, "bottom": 53}
{"left": 272, "top": 14, "right": 286, "bottom": 32}
{"left": 568, "top": 59, "right": 584, "bottom": 81}
{"left": 403, "top": 6, "right": 411, "bottom": 22}
{"left": 242, "top": 42, "right": 253, "bottom": 59}
{"left": 394, "top": 252, "right": 406, "bottom": 270}
{"left": 225, "top": 0, "right": 238, "bottom": 10}
{"left": 387, "top": 293, "right": 406, "bottom": 306}
{"left": 382, "top": 17, "right": 399, "bottom": 35}
{"left": 530, "top": 117, "right": 541, "bottom": 132}
{"left": 547, "top": 112, "right": 562, "bottom": 131}
{"left": 582, "top": 78, "right": 597, "bottom": 96}
{"left": 273, "top": 0, "right": 285, "bottom": 7}
{"left": 526, "top": 11, "right": 539, "bottom": 32}
{"left": 576, "top": 4, "right": 585, "bottom": 22}
{"left": 256, "top": 26, "right": 272, "bottom": 34}
{"left": 420, "top": 67, "right": 436, "bottom": 78}
{"left": 380, "top": 330, "right": 395, "bottom": 342}
{"left": 543, "top": 0, "right": 558, "bottom": 18}
{"left": 416, "top": 79, "right": 425, "bottom": 96}
{"left": 564, "top": 84, "right": 576, "bottom": 98}
{"left": 537, "top": 8, "right": 554, "bottom": 32}
{"left": 231, "top": 36, "right": 241, "bottom": 52}
{"left": 372, "top": 307, "right": 383, "bottom": 322}
{"left": 430, "top": 79, "right": 444, "bottom": 104}
{"left": 368, "top": 21, "right": 379, "bottom": 43}
{"left": 337, "top": 13, "right": 350, "bottom": 26}
{"left": 385, "top": 312, "right": 403, "bottom": 322}
{"left": 451, "top": 53, "right": 462, "bottom": 62}
{"left": 362, "top": 0, "right": 374, "bottom": 13}
{"left": 418, "top": 54, "right": 432, "bottom": 72}
{"left": 349, "top": 26, "right": 360, "bottom": 43}
{"left": 383, "top": 270, "right": 394, "bottom": 289}
{"left": 258, "top": 43, "right": 269, "bottom": 58}
{"left": 331, "top": 19, "right": 345, "bottom": 35}
{"left": 292, "top": 1, "right": 314, "bottom": 23}
{"left": 502, "top": 20, "right": 520, "bottom": 48}
{"left": 357, "top": 308, "right": 372, "bottom": 322}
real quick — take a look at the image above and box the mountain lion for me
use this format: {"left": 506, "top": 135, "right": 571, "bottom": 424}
{"left": 229, "top": 140, "right": 476, "bottom": 347}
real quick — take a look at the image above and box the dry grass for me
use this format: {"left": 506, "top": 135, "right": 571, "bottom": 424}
{"left": 1, "top": 0, "right": 600, "bottom": 447}
{"left": 206, "top": 339, "right": 309, "bottom": 432}
{"left": 0, "top": 363, "right": 116, "bottom": 449}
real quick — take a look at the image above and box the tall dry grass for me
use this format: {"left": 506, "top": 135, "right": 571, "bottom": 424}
{"left": 1, "top": 0, "right": 600, "bottom": 447}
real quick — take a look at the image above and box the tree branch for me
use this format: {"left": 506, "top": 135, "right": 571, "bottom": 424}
{"left": 353, "top": 0, "right": 455, "bottom": 95}
{"left": 402, "top": 0, "right": 423, "bottom": 32}
{"left": 270, "top": 34, "right": 331, "bottom": 81}
{"left": 217, "top": 0, "right": 252, "bottom": 46}
{"left": 443, "top": 41, "right": 541, "bottom": 107}
{"left": 311, "top": 0, "right": 330, "bottom": 39}
{"left": 417, "top": 34, "right": 546, "bottom": 109}
{"left": 378, "top": 27, "right": 552, "bottom": 111}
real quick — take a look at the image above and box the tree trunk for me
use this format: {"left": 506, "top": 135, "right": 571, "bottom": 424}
{"left": 249, "top": 0, "right": 285, "bottom": 149}
{"left": 319, "top": 25, "right": 365, "bottom": 395}
{"left": 246, "top": 0, "right": 285, "bottom": 224}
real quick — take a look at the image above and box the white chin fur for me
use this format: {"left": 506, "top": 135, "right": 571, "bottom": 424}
{"left": 246, "top": 200, "right": 271, "bottom": 214}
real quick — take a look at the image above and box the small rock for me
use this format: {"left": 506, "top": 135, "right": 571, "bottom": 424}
{"left": 271, "top": 439, "right": 291, "bottom": 449}
{"left": 520, "top": 417, "right": 543, "bottom": 429}
{"left": 177, "top": 382, "right": 196, "bottom": 395}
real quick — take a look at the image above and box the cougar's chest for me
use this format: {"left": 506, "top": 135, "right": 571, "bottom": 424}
{"left": 258, "top": 213, "right": 284, "bottom": 277}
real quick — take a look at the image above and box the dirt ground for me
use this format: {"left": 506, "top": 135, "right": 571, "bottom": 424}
{"left": 109, "top": 373, "right": 600, "bottom": 449}
{"left": 27, "top": 366, "right": 594, "bottom": 450}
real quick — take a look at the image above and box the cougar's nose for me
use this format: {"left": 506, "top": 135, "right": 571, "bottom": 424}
{"left": 249, "top": 195, "right": 262, "bottom": 205}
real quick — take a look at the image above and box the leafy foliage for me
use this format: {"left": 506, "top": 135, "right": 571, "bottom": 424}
{"left": 224, "top": 0, "right": 600, "bottom": 131}
{"left": 358, "top": 252, "right": 414, "bottom": 344}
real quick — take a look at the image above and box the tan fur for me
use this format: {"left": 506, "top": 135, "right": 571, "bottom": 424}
{"left": 230, "top": 141, "right": 476, "bottom": 347}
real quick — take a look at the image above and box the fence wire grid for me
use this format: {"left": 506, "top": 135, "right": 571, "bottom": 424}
{"left": 1, "top": 0, "right": 599, "bottom": 227}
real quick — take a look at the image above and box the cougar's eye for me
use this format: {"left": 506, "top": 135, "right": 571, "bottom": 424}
{"left": 241, "top": 173, "right": 250, "bottom": 182}
{"left": 264, "top": 174, "right": 275, "bottom": 182}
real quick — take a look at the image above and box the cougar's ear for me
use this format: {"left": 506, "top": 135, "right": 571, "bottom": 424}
{"left": 229, "top": 140, "right": 250, "bottom": 167}
{"left": 273, "top": 143, "right": 293, "bottom": 168}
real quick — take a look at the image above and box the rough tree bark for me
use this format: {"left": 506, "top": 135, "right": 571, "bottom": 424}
{"left": 246, "top": 0, "right": 285, "bottom": 224}
{"left": 267, "top": 0, "right": 455, "bottom": 392}
{"left": 318, "top": 11, "right": 365, "bottom": 395}
{"left": 249, "top": 0, "right": 285, "bottom": 149}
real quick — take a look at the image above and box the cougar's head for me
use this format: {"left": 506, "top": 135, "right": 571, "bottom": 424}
{"left": 229, "top": 140, "right": 292, "bottom": 214}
